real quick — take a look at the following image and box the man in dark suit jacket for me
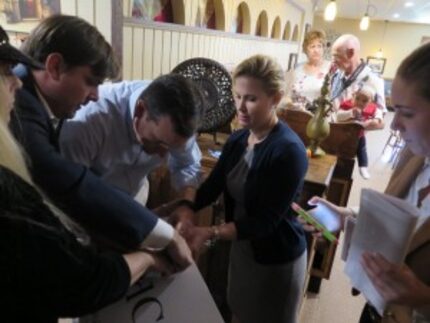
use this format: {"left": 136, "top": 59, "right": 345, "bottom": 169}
{"left": 10, "top": 15, "right": 192, "bottom": 270}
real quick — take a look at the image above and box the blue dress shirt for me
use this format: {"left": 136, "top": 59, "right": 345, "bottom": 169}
{"left": 60, "top": 80, "right": 202, "bottom": 197}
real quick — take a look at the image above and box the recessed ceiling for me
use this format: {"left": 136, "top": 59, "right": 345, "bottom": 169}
{"left": 314, "top": 0, "right": 430, "bottom": 25}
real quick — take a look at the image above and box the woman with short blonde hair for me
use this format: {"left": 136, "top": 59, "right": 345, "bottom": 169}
{"left": 286, "top": 29, "right": 331, "bottom": 111}
{"left": 180, "top": 54, "right": 308, "bottom": 323}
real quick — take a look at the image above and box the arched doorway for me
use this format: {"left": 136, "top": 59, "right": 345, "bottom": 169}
{"left": 255, "top": 10, "right": 268, "bottom": 37}
{"left": 231, "top": 2, "right": 250, "bottom": 34}
{"left": 283, "top": 21, "right": 291, "bottom": 40}
{"left": 271, "top": 16, "right": 281, "bottom": 39}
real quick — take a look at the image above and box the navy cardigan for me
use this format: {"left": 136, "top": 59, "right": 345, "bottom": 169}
{"left": 194, "top": 122, "right": 308, "bottom": 265}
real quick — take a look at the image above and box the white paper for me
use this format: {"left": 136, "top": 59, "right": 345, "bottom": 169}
{"left": 82, "top": 263, "right": 223, "bottom": 323}
{"left": 309, "top": 203, "right": 342, "bottom": 232}
{"left": 344, "top": 189, "right": 419, "bottom": 316}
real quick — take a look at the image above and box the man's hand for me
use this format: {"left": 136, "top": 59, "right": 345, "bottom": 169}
{"left": 165, "top": 230, "right": 193, "bottom": 272}
{"left": 360, "top": 118, "right": 385, "bottom": 130}
{"left": 169, "top": 205, "right": 196, "bottom": 234}
{"left": 361, "top": 252, "right": 430, "bottom": 307}
{"left": 185, "top": 226, "right": 213, "bottom": 260}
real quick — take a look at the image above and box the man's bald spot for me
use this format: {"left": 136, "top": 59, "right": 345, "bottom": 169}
{"left": 332, "top": 34, "right": 361, "bottom": 53}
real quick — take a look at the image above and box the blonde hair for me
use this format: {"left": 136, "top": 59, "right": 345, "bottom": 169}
{"left": 233, "top": 54, "right": 285, "bottom": 96}
{"left": 0, "top": 74, "right": 33, "bottom": 183}
{"left": 396, "top": 42, "right": 430, "bottom": 102}
{"left": 0, "top": 75, "right": 87, "bottom": 239}
{"left": 356, "top": 84, "right": 376, "bottom": 101}
{"left": 302, "top": 29, "right": 326, "bottom": 53}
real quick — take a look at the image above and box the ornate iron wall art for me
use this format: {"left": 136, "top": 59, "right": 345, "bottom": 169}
{"left": 172, "top": 57, "right": 236, "bottom": 133}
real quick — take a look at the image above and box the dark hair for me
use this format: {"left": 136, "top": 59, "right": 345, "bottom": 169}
{"left": 396, "top": 42, "right": 430, "bottom": 102}
{"left": 140, "top": 74, "right": 203, "bottom": 138}
{"left": 21, "top": 15, "right": 119, "bottom": 79}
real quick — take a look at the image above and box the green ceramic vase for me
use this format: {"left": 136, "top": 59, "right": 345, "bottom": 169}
{"left": 306, "top": 108, "right": 330, "bottom": 157}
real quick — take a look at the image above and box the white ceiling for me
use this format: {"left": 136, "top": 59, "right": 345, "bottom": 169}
{"left": 314, "top": 0, "right": 430, "bottom": 25}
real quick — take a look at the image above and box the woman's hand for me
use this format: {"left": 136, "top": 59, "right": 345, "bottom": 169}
{"left": 361, "top": 252, "right": 430, "bottom": 307}
{"left": 185, "top": 226, "right": 213, "bottom": 260}
{"left": 307, "top": 196, "right": 353, "bottom": 231}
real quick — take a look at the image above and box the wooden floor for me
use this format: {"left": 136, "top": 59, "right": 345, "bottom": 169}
{"left": 300, "top": 112, "right": 395, "bottom": 323}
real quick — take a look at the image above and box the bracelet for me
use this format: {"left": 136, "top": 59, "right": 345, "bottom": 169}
{"left": 211, "top": 225, "right": 220, "bottom": 241}
{"left": 204, "top": 225, "right": 221, "bottom": 248}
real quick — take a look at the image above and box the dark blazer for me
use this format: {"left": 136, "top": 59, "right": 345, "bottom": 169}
{"left": 194, "top": 122, "right": 308, "bottom": 264}
{"left": 10, "top": 65, "right": 158, "bottom": 250}
{"left": 0, "top": 166, "right": 130, "bottom": 323}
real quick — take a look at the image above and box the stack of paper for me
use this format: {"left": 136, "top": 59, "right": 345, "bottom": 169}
{"left": 344, "top": 188, "right": 419, "bottom": 315}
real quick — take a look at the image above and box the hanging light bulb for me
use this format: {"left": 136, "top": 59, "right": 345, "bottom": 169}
{"left": 375, "top": 20, "right": 388, "bottom": 58}
{"left": 360, "top": 13, "right": 370, "bottom": 30}
{"left": 324, "top": 0, "right": 337, "bottom": 21}
{"left": 360, "top": 1, "right": 376, "bottom": 31}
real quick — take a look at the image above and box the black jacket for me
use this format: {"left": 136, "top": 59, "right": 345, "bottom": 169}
{"left": 0, "top": 166, "right": 130, "bottom": 323}
{"left": 10, "top": 65, "right": 159, "bottom": 250}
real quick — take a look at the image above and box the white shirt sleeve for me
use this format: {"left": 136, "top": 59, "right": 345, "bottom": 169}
{"left": 140, "top": 218, "right": 175, "bottom": 250}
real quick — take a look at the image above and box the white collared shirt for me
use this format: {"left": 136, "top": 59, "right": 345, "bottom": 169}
{"left": 34, "top": 85, "right": 61, "bottom": 130}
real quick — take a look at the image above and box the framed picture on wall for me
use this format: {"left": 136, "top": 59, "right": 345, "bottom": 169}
{"left": 0, "top": 0, "right": 60, "bottom": 23}
{"left": 288, "top": 53, "right": 298, "bottom": 71}
{"left": 366, "top": 56, "right": 386, "bottom": 75}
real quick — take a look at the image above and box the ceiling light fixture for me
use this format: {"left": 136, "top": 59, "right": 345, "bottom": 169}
{"left": 404, "top": 1, "right": 414, "bottom": 7}
{"left": 376, "top": 20, "right": 389, "bottom": 58}
{"left": 360, "top": 1, "right": 376, "bottom": 31}
{"left": 393, "top": 13, "right": 400, "bottom": 18}
{"left": 324, "top": 0, "right": 337, "bottom": 21}
{"left": 360, "top": 13, "right": 370, "bottom": 30}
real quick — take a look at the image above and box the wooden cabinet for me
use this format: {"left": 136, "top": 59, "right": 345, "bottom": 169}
{"left": 277, "top": 109, "right": 363, "bottom": 292}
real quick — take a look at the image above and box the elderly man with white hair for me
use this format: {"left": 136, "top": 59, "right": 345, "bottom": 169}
{"left": 330, "top": 34, "right": 386, "bottom": 119}
{"left": 330, "top": 34, "right": 386, "bottom": 178}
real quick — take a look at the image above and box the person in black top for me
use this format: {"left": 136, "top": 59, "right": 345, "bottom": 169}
{"left": 0, "top": 25, "right": 171, "bottom": 323}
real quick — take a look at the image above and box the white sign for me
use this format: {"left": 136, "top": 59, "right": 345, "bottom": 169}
{"left": 82, "top": 264, "right": 224, "bottom": 323}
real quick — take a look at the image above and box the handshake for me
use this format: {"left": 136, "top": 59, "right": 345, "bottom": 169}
{"left": 152, "top": 199, "right": 223, "bottom": 273}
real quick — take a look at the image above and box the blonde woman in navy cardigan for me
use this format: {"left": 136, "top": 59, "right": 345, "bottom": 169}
{"left": 177, "top": 55, "right": 308, "bottom": 323}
